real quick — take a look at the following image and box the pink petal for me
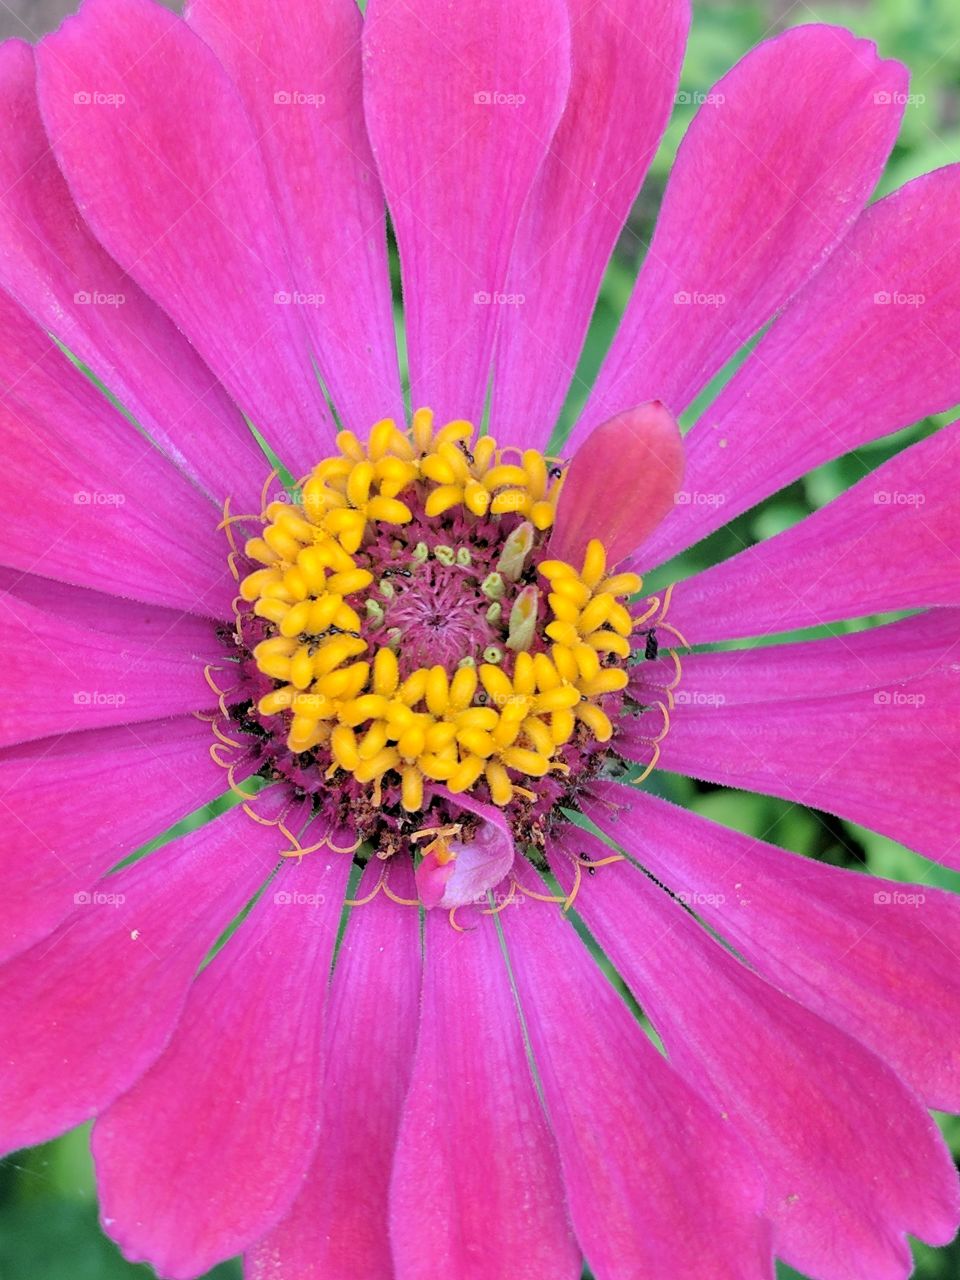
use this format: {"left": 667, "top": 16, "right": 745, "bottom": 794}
{"left": 389, "top": 908, "right": 580, "bottom": 1280}
{"left": 560, "top": 834, "right": 957, "bottom": 1274}
{"left": 0, "top": 595, "right": 219, "bottom": 748}
{"left": 666, "top": 422, "right": 960, "bottom": 643}
{"left": 632, "top": 618, "right": 960, "bottom": 865}
{"left": 37, "top": 0, "right": 334, "bottom": 476}
{"left": 0, "top": 806, "right": 279, "bottom": 1154}
{"left": 0, "top": 566, "right": 222, "bottom": 643}
{"left": 670, "top": 609, "right": 960, "bottom": 708}
{"left": 549, "top": 402, "right": 684, "bottom": 568}
{"left": 489, "top": 0, "right": 689, "bottom": 446}
{"left": 502, "top": 866, "right": 773, "bottom": 1279}
{"left": 554, "top": 829, "right": 960, "bottom": 1278}
{"left": 93, "top": 852, "right": 350, "bottom": 1279}
{"left": 0, "top": 40, "right": 264, "bottom": 510}
{"left": 414, "top": 847, "right": 454, "bottom": 909}
{"left": 0, "top": 717, "right": 241, "bottom": 962}
{"left": 186, "top": 0, "right": 403, "bottom": 434}
{"left": 422, "top": 789, "right": 517, "bottom": 909}
{"left": 584, "top": 780, "right": 960, "bottom": 1113}
{"left": 570, "top": 26, "right": 906, "bottom": 452}
{"left": 0, "top": 294, "right": 230, "bottom": 615}
{"left": 362, "top": 0, "right": 571, "bottom": 425}
{"left": 640, "top": 164, "right": 960, "bottom": 569}
{"left": 247, "top": 863, "right": 421, "bottom": 1280}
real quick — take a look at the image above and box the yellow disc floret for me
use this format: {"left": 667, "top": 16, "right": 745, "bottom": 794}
{"left": 237, "top": 411, "right": 640, "bottom": 811}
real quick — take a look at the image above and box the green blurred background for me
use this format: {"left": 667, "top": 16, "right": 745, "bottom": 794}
{"left": 3, "top": 0, "right": 960, "bottom": 1277}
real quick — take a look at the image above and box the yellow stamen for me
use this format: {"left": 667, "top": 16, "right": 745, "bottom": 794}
{"left": 238, "top": 410, "right": 645, "bottom": 809}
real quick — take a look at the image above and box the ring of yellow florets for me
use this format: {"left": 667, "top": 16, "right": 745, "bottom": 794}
{"left": 236, "top": 410, "right": 640, "bottom": 814}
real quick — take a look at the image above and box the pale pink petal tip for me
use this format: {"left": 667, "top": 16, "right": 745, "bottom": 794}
{"left": 415, "top": 791, "right": 516, "bottom": 909}
{"left": 550, "top": 401, "right": 684, "bottom": 568}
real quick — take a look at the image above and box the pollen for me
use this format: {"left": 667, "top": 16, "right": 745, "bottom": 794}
{"left": 233, "top": 411, "right": 641, "bottom": 815}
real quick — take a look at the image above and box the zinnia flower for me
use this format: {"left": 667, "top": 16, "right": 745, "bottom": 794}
{"left": 1, "top": 0, "right": 959, "bottom": 1277}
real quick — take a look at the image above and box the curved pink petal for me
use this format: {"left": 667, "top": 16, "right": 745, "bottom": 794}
{"left": 584, "top": 780, "right": 960, "bottom": 1113}
{"left": 36, "top": 0, "right": 334, "bottom": 476}
{"left": 0, "top": 806, "right": 279, "bottom": 1155}
{"left": 247, "top": 862, "right": 421, "bottom": 1280}
{"left": 185, "top": 0, "right": 402, "bottom": 434}
{"left": 666, "top": 422, "right": 960, "bottom": 643}
{"left": 0, "top": 39, "right": 264, "bottom": 510}
{"left": 0, "top": 717, "right": 240, "bottom": 962}
{"left": 554, "top": 829, "right": 960, "bottom": 1278}
{"left": 670, "top": 609, "right": 960, "bottom": 708}
{"left": 0, "top": 294, "right": 230, "bottom": 615}
{"left": 0, "top": 595, "right": 220, "bottom": 748}
{"left": 633, "top": 623, "right": 960, "bottom": 866}
{"left": 362, "top": 0, "right": 571, "bottom": 425}
{"left": 0, "top": 566, "right": 223, "bottom": 643}
{"left": 420, "top": 788, "right": 517, "bottom": 909}
{"left": 489, "top": 0, "right": 690, "bottom": 446}
{"left": 502, "top": 867, "right": 773, "bottom": 1279}
{"left": 570, "top": 26, "right": 906, "bottom": 452}
{"left": 389, "top": 907, "right": 579, "bottom": 1280}
{"left": 550, "top": 402, "right": 684, "bottom": 568}
{"left": 93, "top": 852, "right": 350, "bottom": 1279}
{"left": 640, "top": 164, "right": 960, "bottom": 568}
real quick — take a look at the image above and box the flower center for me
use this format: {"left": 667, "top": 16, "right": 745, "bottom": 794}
{"left": 228, "top": 410, "right": 640, "bottom": 824}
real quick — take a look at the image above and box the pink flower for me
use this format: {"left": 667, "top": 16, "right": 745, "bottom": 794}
{"left": 0, "top": 0, "right": 959, "bottom": 1278}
